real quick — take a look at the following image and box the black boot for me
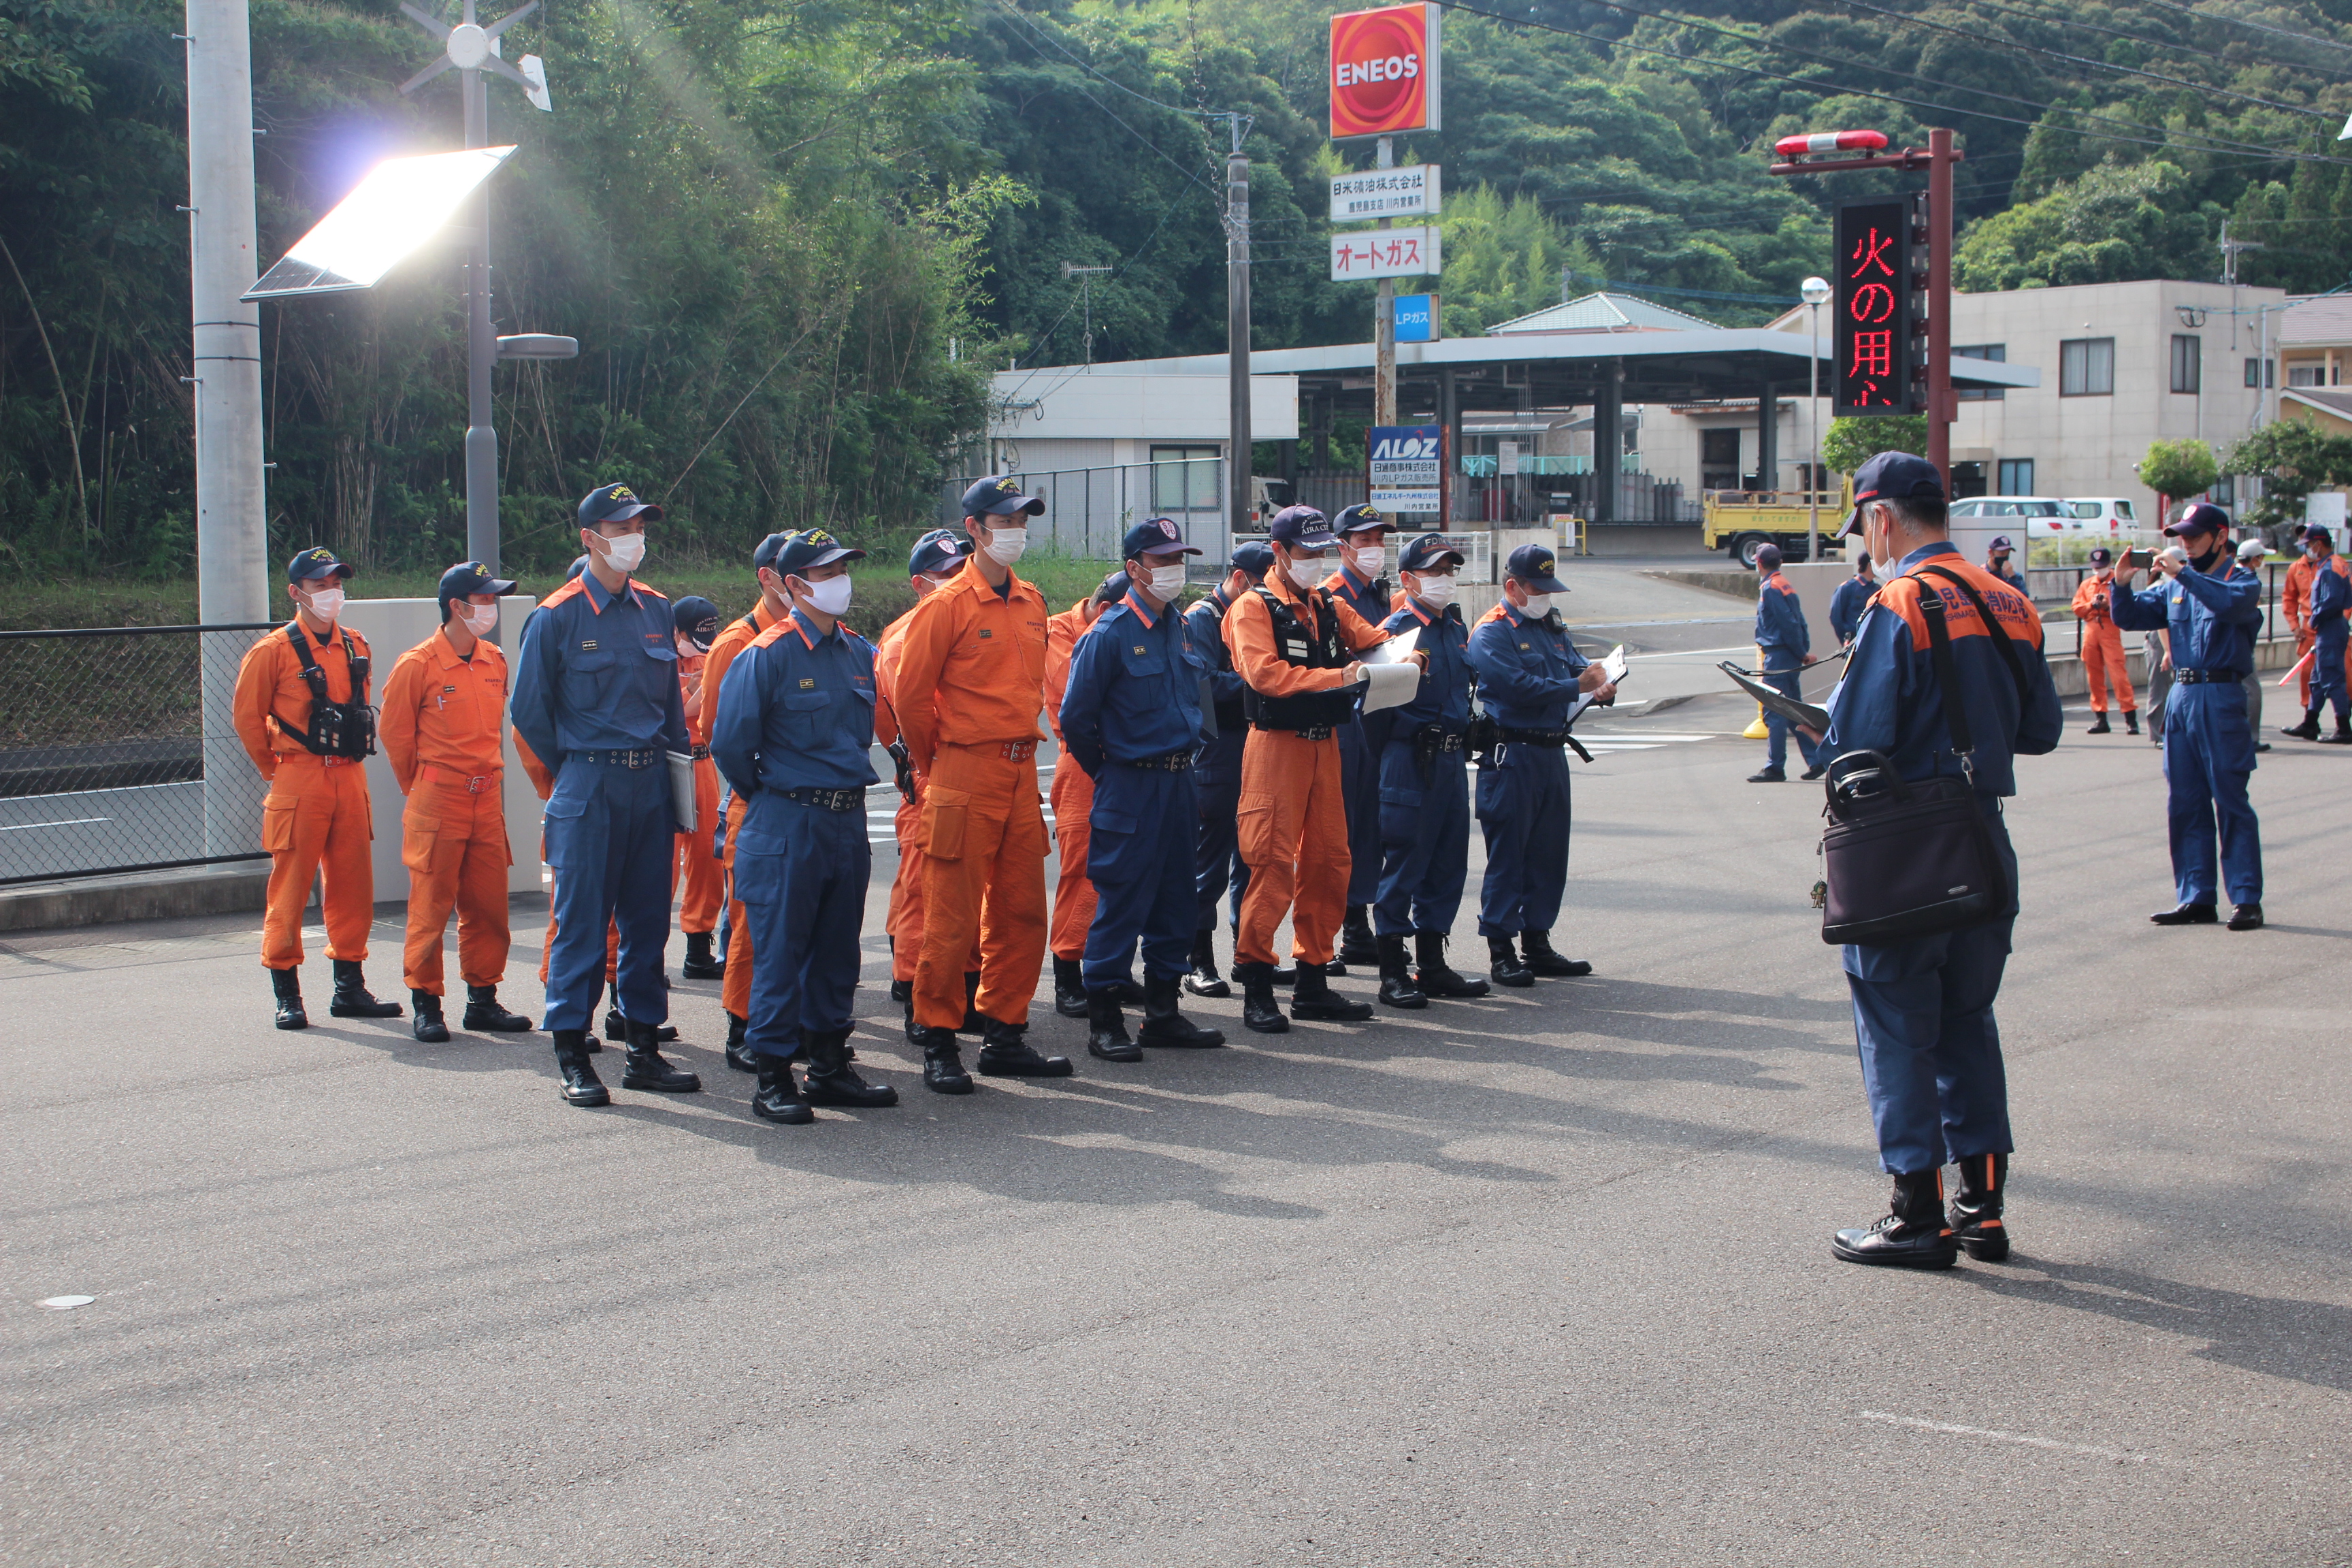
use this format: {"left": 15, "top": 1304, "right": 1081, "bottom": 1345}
{"left": 1183, "top": 929, "right": 1230, "bottom": 998}
{"left": 2324, "top": 716, "right": 2352, "bottom": 745}
{"left": 916, "top": 1026, "right": 973, "bottom": 1094}
{"left": 681, "top": 930, "right": 725, "bottom": 980}
{"left": 2086, "top": 713, "right": 2110, "bottom": 734}
{"left": 552, "top": 1030, "right": 608, "bottom": 1107}
{"left": 803, "top": 1028, "right": 898, "bottom": 1108}
{"left": 1949, "top": 1153, "right": 2010, "bottom": 1262}
{"left": 1236, "top": 960, "right": 1288, "bottom": 1034}
{"left": 2124, "top": 710, "right": 2140, "bottom": 735}
{"left": 1488, "top": 935, "right": 1535, "bottom": 988}
{"left": 958, "top": 970, "right": 986, "bottom": 1034}
{"left": 1087, "top": 990, "right": 1141, "bottom": 1062}
{"left": 620, "top": 1017, "right": 701, "bottom": 1093}
{"left": 1052, "top": 956, "right": 1090, "bottom": 1018}
{"left": 723, "top": 1012, "right": 757, "bottom": 1073}
{"left": 1520, "top": 930, "right": 1591, "bottom": 978}
{"left": 888, "top": 977, "right": 912, "bottom": 1004}
{"left": 751, "top": 1052, "right": 813, "bottom": 1124}
{"left": 270, "top": 966, "right": 308, "bottom": 1030}
{"left": 329, "top": 959, "right": 402, "bottom": 1019}
{"left": 977, "top": 1017, "right": 1074, "bottom": 1077}
{"left": 1338, "top": 905, "right": 1380, "bottom": 966}
{"left": 1271, "top": 961, "right": 1298, "bottom": 986}
{"left": 461, "top": 985, "right": 532, "bottom": 1032}
{"left": 604, "top": 1009, "right": 675, "bottom": 1043}
{"left": 1414, "top": 932, "right": 1489, "bottom": 999}
{"left": 2284, "top": 707, "right": 2323, "bottom": 740}
{"left": 410, "top": 990, "right": 450, "bottom": 1043}
{"left": 1290, "top": 962, "right": 1373, "bottom": 1022}
{"left": 1375, "top": 932, "right": 1426, "bottom": 1010}
{"left": 1831, "top": 1169, "right": 1959, "bottom": 1268}
{"left": 1139, "top": 971, "right": 1224, "bottom": 1047}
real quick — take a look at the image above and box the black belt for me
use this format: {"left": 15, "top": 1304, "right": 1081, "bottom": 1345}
{"left": 689, "top": 742, "right": 710, "bottom": 760}
{"left": 777, "top": 785, "right": 866, "bottom": 811}
{"left": 1499, "top": 728, "right": 1568, "bottom": 746}
{"left": 2171, "top": 670, "right": 2244, "bottom": 685}
{"left": 1256, "top": 722, "right": 1335, "bottom": 741}
{"left": 1114, "top": 749, "right": 1194, "bottom": 772}
{"left": 570, "top": 747, "right": 661, "bottom": 768}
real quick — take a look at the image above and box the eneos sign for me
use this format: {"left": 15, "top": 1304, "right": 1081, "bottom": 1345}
{"left": 1330, "top": 4, "right": 1442, "bottom": 140}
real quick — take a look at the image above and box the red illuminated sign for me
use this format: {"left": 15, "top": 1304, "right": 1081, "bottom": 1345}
{"left": 1833, "top": 197, "right": 1921, "bottom": 416}
{"left": 1329, "top": 5, "right": 1442, "bottom": 140}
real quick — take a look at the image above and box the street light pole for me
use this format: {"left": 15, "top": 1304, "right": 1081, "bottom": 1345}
{"left": 1225, "top": 116, "right": 1252, "bottom": 556}
{"left": 1801, "top": 275, "right": 1830, "bottom": 561}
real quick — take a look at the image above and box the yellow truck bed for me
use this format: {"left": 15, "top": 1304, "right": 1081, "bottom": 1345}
{"left": 1703, "top": 484, "right": 1854, "bottom": 568}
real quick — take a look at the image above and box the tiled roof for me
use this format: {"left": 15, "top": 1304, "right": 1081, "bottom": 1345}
{"left": 2278, "top": 294, "right": 2352, "bottom": 346}
{"left": 1488, "top": 291, "right": 1720, "bottom": 335}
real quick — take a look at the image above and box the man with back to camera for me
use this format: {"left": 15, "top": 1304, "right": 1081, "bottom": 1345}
{"left": 1829, "top": 552, "right": 1876, "bottom": 648}
{"left": 1181, "top": 540, "right": 1273, "bottom": 998}
{"left": 1746, "top": 542, "right": 1823, "bottom": 784}
{"left": 2112, "top": 502, "right": 2266, "bottom": 932}
{"left": 1322, "top": 503, "right": 1399, "bottom": 971}
{"left": 2282, "top": 525, "right": 2352, "bottom": 745}
{"left": 670, "top": 594, "right": 728, "bottom": 983}
{"left": 2070, "top": 546, "right": 2139, "bottom": 736}
{"left": 1815, "top": 453, "right": 2061, "bottom": 1268}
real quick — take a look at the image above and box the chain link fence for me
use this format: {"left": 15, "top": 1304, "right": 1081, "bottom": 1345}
{"left": 941, "top": 457, "right": 1230, "bottom": 561}
{"left": 0, "top": 624, "right": 278, "bottom": 886}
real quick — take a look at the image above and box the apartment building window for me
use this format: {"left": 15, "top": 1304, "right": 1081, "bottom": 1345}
{"left": 2212, "top": 474, "right": 2236, "bottom": 507}
{"left": 1955, "top": 343, "right": 2006, "bottom": 401}
{"left": 2288, "top": 364, "right": 2328, "bottom": 388}
{"left": 1701, "top": 428, "right": 1742, "bottom": 493}
{"left": 2170, "top": 334, "right": 2201, "bottom": 394}
{"left": 1998, "top": 458, "right": 2036, "bottom": 495}
{"left": 2245, "top": 357, "right": 2275, "bottom": 388}
{"left": 2061, "top": 337, "right": 2115, "bottom": 396}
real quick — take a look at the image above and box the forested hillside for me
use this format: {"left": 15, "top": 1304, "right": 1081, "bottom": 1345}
{"left": 6, "top": 0, "right": 2352, "bottom": 581}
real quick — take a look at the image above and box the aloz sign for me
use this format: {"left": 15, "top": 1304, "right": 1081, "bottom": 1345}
{"left": 1329, "top": 4, "right": 1443, "bottom": 140}
{"left": 1369, "top": 423, "right": 1443, "bottom": 512}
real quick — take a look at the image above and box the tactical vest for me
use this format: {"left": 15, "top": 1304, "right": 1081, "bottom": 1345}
{"left": 272, "top": 624, "right": 376, "bottom": 760}
{"left": 1243, "top": 586, "right": 1358, "bottom": 732}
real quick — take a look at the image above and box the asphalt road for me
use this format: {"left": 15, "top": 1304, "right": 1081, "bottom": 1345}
{"left": 5, "top": 693, "right": 2350, "bottom": 1568}
{"left": 0, "top": 778, "right": 209, "bottom": 881}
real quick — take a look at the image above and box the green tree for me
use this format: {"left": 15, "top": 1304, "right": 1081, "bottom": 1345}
{"left": 2135, "top": 438, "right": 2219, "bottom": 517}
{"left": 1820, "top": 414, "right": 1927, "bottom": 476}
{"left": 2225, "top": 421, "right": 2352, "bottom": 531}
{"left": 1953, "top": 160, "right": 2222, "bottom": 293}
{"left": 1436, "top": 185, "right": 1568, "bottom": 337}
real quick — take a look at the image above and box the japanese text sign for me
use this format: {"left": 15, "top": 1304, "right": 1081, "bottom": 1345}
{"left": 1370, "top": 425, "right": 1444, "bottom": 512}
{"left": 1833, "top": 197, "right": 1918, "bottom": 416}
{"left": 1330, "top": 164, "right": 1441, "bottom": 223}
{"left": 1330, "top": 225, "right": 1442, "bottom": 282}
{"left": 1330, "top": 5, "right": 1442, "bottom": 140}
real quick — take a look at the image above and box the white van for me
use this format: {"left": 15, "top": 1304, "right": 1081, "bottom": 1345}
{"left": 2064, "top": 497, "right": 2139, "bottom": 534}
{"left": 1947, "top": 495, "right": 2078, "bottom": 535}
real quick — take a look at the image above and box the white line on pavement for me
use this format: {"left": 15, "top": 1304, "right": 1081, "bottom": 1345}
{"left": 1859, "top": 1411, "right": 2187, "bottom": 1468}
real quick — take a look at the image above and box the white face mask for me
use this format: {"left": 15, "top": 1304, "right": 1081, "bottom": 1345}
{"left": 457, "top": 602, "right": 498, "bottom": 636}
{"left": 1516, "top": 592, "right": 1552, "bottom": 619}
{"left": 595, "top": 531, "right": 647, "bottom": 573}
{"left": 674, "top": 634, "right": 701, "bottom": 657}
{"left": 800, "top": 574, "right": 854, "bottom": 617}
{"left": 982, "top": 526, "right": 1028, "bottom": 566}
{"left": 1414, "top": 574, "right": 1456, "bottom": 608}
{"left": 303, "top": 587, "right": 344, "bottom": 623}
{"left": 917, "top": 572, "right": 958, "bottom": 596}
{"left": 1145, "top": 563, "right": 1189, "bottom": 600}
{"left": 1286, "top": 554, "right": 1329, "bottom": 589}
{"left": 1350, "top": 543, "right": 1387, "bottom": 577}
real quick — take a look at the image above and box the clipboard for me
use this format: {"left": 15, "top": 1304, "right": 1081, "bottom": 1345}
{"left": 666, "top": 750, "right": 698, "bottom": 834}
{"left": 1719, "top": 662, "right": 1830, "bottom": 732}
{"left": 1563, "top": 645, "right": 1629, "bottom": 728}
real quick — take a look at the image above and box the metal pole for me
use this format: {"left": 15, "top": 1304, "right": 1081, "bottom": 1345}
{"left": 1374, "top": 135, "right": 1396, "bottom": 429}
{"left": 463, "top": 66, "right": 500, "bottom": 572}
{"left": 1808, "top": 299, "right": 1822, "bottom": 561}
{"left": 1226, "top": 122, "right": 1251, "bottom": 547}
{"left": 186, "top": 0, "right": 269, "bottom": 858}
{"left": 1439, "top": 363, "right": 1458, "bottom": 529}
{"left": 1927, "top": 127, "right": 1955, "bottom": 486}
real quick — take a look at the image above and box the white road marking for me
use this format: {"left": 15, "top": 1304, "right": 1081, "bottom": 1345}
{"left": 1859, "top": 1411, "right": 2186, "bottom": 1468}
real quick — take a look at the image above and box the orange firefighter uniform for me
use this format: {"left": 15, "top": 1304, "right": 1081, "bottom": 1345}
{"left": 380, "top": 624, "right": 513, "bottom": 994}
{"left": 701, "top": 599, "right": 780, "bottom": 1025}
{"left": 674, "top": 644, "right": 723, "bottom": 937}
{"left": 233, "top": 619, "right": 377, "bottom": 972}
{"left": 2070, "top": 572, "right": 2136, "bottom": 716}
{"left": 2280, "top": 553, "right": 2352, "bottom": 706}
{"left": 1224, "top": 572, "right": 1390, "bottom": 969}
{"left": 889, "top": 564, "right": 1053, "bottom": 1031}
{"left": 1045, "top": 593, "right": 1107, "bottom": 962}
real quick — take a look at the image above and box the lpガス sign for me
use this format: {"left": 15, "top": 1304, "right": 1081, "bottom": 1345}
{"left": 1329, "top": 4, "right": 1442, "bottom": 140}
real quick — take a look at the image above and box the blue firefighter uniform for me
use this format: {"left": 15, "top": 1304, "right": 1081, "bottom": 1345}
{"left": 510, "top": 570, "right": 689, "bottom": 1037}
{"left": 1829, "top": 570, "right": 1876, "bottom": 646}
{"left": 1324, "top": 559, "right": 1393, "bottom": 921}
{"left": 1465, "top": 602, "right": 1586, "bottom": 940}
{"left": 1820, "top": 542, "right": 2062, "bottom": 1177}
{"left": 1756, "top": 568, "right": 1821, "bottom": 774}
{"left": 2112, "top": 554, "right": 2265, "bottom": 909}
{"left": 1060, "top": 588, "right": 1211, "bottom": 991}
{"left": 2310, "top": 555, "right": 2351, "bottom": 723}
{"left": 1374, "top": 595, "right": 1473, "bottom": 938}
{"left": 708, "top": 608, "right": 879, "bottom": 1060}
{"left": 1186, "top": 586, "right": 1252, "bottom": 935}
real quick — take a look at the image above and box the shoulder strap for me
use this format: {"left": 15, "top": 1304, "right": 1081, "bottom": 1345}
{"left": 1914, "top": 564, "right": 2028, "bottom": 701}
{"left": 1915, "top": 589, "right": 1976, "bottom": 768}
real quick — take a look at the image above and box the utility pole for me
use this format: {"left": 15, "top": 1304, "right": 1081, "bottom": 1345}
{"left": 1060, "top": 261, "right": 1110, "bottom": 368}
{"left": 1225, "top": 115, "right": 1252, "bottom": 551}
{"left": 1373, "top": 135, "right": 1397, "bottom": 429}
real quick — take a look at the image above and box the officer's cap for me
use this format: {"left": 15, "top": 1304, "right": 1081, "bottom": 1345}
{"left": 1988, "top": 536, "right": 2014, "bottom": 553}
{"left": 578, "top": 483, "right": 663, "bottom": 527}
{"left": 2087, "top": 546, "right": 2113, "bottom": 566}
{"left": 1122, "top": 517, "right": 1201, "bottom": 561}
{"left": 1094, "top": 570, "right": 1130, "bottom": 606}
{"left": 961, "top": 475, "right": 1045, "bottom": 519}
{"left": 2165, "top": 500, "right": 2230, "bottom": 538}
{"left": 1841, "top": 451, "right": 1946, "bottom": 537}
{"left": 672, "top": 595, "right": 721, "bottom": 650}
{"left": 1267, "top": 506, "right": 1339, "bottom": 550}
{"left": 1754, "top": 542, "right": 1783, "bottom": 572}
{"left": 1232, "top": 540, "right": 1275, "bottom": 578}
{"left": 909, "top": 527, "right": 970, "bottom": 578}
{"left": 436, "top": 560, "right": 514, "bottom": 615}
{"left": 768, "top": 528, "right": 866, "bottom": 578}
{"left": 752, "top": 532, "right": 791, "bottom": 573}
{"left": 566, "top": 555, "right": 590, "bottom": 581}
{"left": 1399, "top": 533, "right": 1464, "bottom": 573}
{"left": 1333, "top": 503, "right": 1391, "bottom": 537}
{"left": 287, "top": 546, "right": 353, "bottom": 585}
{"left": 1504, "top": 542, "right": 1569, "bottom": 594}
{"left": 2306, "top": 525, "right": 2334, "bottom": 546}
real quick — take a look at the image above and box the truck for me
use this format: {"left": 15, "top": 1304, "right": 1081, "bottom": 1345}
{"left": 1703, "top": 482, "right": 1854, "bottom": 568}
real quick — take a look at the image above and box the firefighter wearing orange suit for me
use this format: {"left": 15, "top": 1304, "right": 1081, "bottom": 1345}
{"left": 1223, "top": 506, "right": 1399, "bottom": 1034}
{"left": 669, "top": 595, "right": 726, "bottom": 982}
{"left": 2070, "top": 547, "right": 2138, "bottom": 736}
{"left": 1044, "top": 570, "right": 1143, "bottom": 1019}
{"left": 233, "top": 546, "right": 404, "bottom": 1030}
{"left": 378, "top": 561, "right": 534, "bottom": 1043}
{"left": 889, "top": 476, "right": 1075, "bottom": 1094}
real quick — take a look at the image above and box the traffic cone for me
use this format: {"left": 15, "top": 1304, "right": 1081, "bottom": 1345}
{"left": 1742, "top": 646, "right": 1771, "bottom": 738}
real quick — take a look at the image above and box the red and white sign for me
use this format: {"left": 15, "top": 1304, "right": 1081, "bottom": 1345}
{"left": 1330, "top": 225, "right": 1442, "bottom": 281}
{"left": 1329, "top": 4, "right": 1442, "bottom": 140}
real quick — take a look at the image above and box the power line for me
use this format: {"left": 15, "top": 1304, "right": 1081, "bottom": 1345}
{"left": 1944, "top": 0, "right": 2351, "bottom": 85}
{"left": 2130, "top": 0, "right": 2352, "bottom": 63}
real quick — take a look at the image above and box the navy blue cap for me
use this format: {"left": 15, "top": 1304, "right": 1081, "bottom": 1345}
{"left": 960, "top": 475, "right": 1045, "bottom": 518}
{"left": 1989, "top": 536, "right": 2014, "bottom": 553}
{"left": 1842, "top": 451, "right": 1946, "bottom": 536}
{"left": 768, "top": 527, "right": 867, "bottom": 577}
{"left": 578, "top": 483, "right": 663, "bottom": 526}
{"left": 2304, "top": 525, "right": 2332, "bottom": 546}
{"left": 909, "top": 527, "right": 970, "bottom": 578}
{"left": 1122, "top": 516, "right": 1201, "bottom": 561}
{"left": 2088, "top": 546, "right": 2114, "bottom": 565}
{"left": 1267, "top": 505, "right": 1338, "bottom": 549}
{"left": 1232, "top": 540, "right": 1275, "bottom": 578}
{"left": 1092, "top": 570, "right": 1131, "bottom": 606}
{"left": 1754, "top": 542, "right": 1783, "bottom": 572}
{"left": 752, "top": 532, "right": 791, "bottom": 572}
{"left": 436, "top": 560, "right": 514, "bottom": 616}
{"left": 1504, "top": 542, "right": 1569, "bottom": 593}
{"left": 1333, "top": 503, "right": 1391, "bottom": 536}
{"left": 287, "top": 546, "right": 353, "bottom": 584}
{"left": 1399, "top": 532, "right": 1463, "bottom": 573}
{"left": 672, "top": 595, "right": 721, "bottom": 650}
{"left": 2166, "top": 501, "right": 2230, "bottom": 538}
{"left": 566, "top": 555, "right": 589, "bottom": 581}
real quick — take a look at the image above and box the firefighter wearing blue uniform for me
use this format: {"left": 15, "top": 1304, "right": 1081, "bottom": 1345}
{"left": 1369, "top": 534, "right": 1489, "bottom": 1010}
{"left": 1463, "top": 543, "right": 1616, "bottom": 988}
{"left": 1829, "top": 553, "right": 1876, "bottom": 646}
{"left": 2288, "top": 524, "right": 2352, "bottom": 743}
{"left": 510, "top": 483, "right": 701, "bottom": 1108}
{"left": 1748, "top": 542, "right": 1823, "bottom": 783}
{"left": 2112, "top": 502, "right": 2266, "bottom": 931}
{"left": 1816, "top": 453, "right": 2062, "bottom": 1269}
{"left": 1323, "top": 504, "right": 1396, "bottom": 970}
{"left": 1060, "top": 519, "right": 1228, "bottom": 1061}
{"left": 708, "top": 529, "right": 902, "bottom": 1126}
{"left": 1182, "top": 539, "right": 1272, "bottom": 998}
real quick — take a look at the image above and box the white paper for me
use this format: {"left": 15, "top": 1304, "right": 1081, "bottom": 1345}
{"left": 1360, "top": 662, "right": 1422, "bottom": 713}
{"left": 1601, "top": 644, "right": 1629, "bottom": 683}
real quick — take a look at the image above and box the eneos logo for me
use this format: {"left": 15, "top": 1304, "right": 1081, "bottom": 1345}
{"left": 1329, "top": 4, "right": 1442, "bottom": 140}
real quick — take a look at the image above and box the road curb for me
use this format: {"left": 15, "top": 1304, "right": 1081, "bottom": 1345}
{"left": 0, "top": 862, "right": 270, "bottom": 934}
